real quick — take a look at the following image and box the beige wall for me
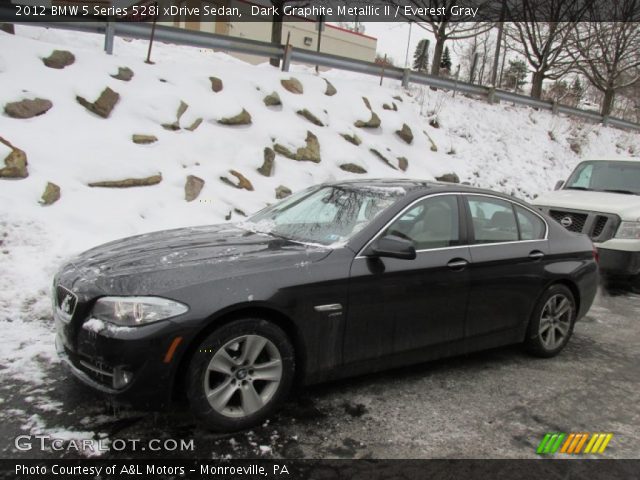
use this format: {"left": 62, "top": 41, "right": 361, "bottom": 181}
{"left": 163, "top": 0, "right": 377, "bottom": 65}
{"left": 230, "top": 21, "right": 376, "bottom": 64}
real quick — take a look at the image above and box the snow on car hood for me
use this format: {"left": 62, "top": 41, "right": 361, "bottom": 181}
{"left": 56, "top": 224, "right": 333, "bottom": 289}
{"left": 533, "top": 190, "right": 640, "bottom": 220}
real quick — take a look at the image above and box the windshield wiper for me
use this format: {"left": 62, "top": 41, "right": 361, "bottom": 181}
{"left": 601, "top": 189, "right": 638, "bottom": 195}
{"left": 565, "top": 186, "right": 590, "bottom": 191}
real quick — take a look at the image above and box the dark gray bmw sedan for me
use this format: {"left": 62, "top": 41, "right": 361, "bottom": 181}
{"left": 53, "top": 179, "right": 598, "bottom": 431}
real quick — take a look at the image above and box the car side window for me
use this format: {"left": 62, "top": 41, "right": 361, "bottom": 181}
{"left": 516, "top": 206, "right": 546, "bottom": 240}
{"left": 384, "top": 196, "right": 460, "bottom": 250}
{"left": 467, "top": 196, "right": 518, "bottom": 243}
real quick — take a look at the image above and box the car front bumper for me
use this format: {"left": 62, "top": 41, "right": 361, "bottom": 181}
{"left": 55, "top": 315, "right": 188, "bottom": 408}
{"left": 597, "top": 248, "right": 640, "bottom": 277}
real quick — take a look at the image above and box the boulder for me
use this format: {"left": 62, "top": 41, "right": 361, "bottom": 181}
{"left": 257, "top": 147, "right": 275, "bottom": 176}
{"left": 220, "top": 170, "right": 254, "bottom": 191}
{"left": 275, "top": 185, "right": 292, "bottom": 199}
{"left": 0, "top": 136, "right": 28, "bottom": 179}
{"left": 340, "top": 163, "right": 367, "bottom": 174}
{"left": 383, "top": 102, "right": 398, "bottom": 111}
{"left": 274, "top": 131, "right": 320, "bottom": 163}
{"left": 263, "top": 91, "right": 282, "bottom": 107}
{"left": 217, "top": 108, "right": 252, "bottom": 125}
{"left": 396, "top": 123, "right": 413, "bottom": 144}
{"left": 297, "top": 109, "right": 324, "bottom": 127}
{"left": 397, "top": 157, "right": 409, "bottom": 172}
{"left": 392, "top": 95, "right": 403, "bottom": 102}
{"left": 429, "top": 118, "right": 440, "bottom": 129}
{"left": 423, "top": 130, "right": 438, "bottom": 152}
{"left": 354, "top": 112, "right": 381, "bottom": 129}
{"left": 185, "top": 118, "right": 202, "bottom": 131}
{"left": 76, "top": 87, "right": 119, "bottom": 118}
{"left": 4, "top": 98, "right": 52, "bottom": 119}
{"left": 42, "top": 50, "right": 75, "bottom": 69}
{"left": 324, "top": 79, "right": 337, "bottom": 96}
{"left": 88, "top": 174, "right": 162, "bottom": 188}
{"left": 132, "top": 134, "right": 157, "bottom": 145}
{"left": 40, "top": 182, "right": 60, "bottom": 205}
{"left": 209, "top": 76, "right": 223, "bottom": 92}
{"left": 184, "top": 175, "right": 205, "bottom": 202}
{"left": 234, "top": 208, "right": 247, "bottom": 217}
{"left": 281, "top": 77, "right": 303, "bottom": 94}
{"left": 370, "top": 148, "right": 397, "bottom": 170}
{"left": 362, "top": 97, "right": 372, "bottom": 110}
{"left": 436, "top": 173, "right": 460, "bottom": 184}
{"left": 340, "top": 133, "right": 362, "bottom": 146}
{"left": 111, "top": 67, "right": 134, "bottom": 81}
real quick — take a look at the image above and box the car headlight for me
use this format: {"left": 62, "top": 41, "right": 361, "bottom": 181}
{"left": 91, "top": 296, "right": 188, "bottom": 327}
{"left": 615, "top": 221, "right": 640, "bottom": 240}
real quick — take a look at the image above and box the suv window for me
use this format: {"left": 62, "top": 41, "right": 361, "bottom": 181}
{"left": 516, "top": 206, "right": 546, "bottom": 240}
{"left": 384, "top": 195, "right": 460, "bottom": 250}
{"left": 467, "top": 196, "right": 518, "bottom": 243}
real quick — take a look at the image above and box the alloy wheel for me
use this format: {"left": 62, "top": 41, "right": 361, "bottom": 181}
{"left": 539, "top": 294, "right": 573, "bottom": 350}
{"left": 204, "top": 334, "right": 283, "bottom": 418}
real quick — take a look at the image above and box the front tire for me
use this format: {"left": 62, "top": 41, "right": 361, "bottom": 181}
{"left": 187, "top": 318, "right": 295, "bottom": 432}
{"left": 525, "top": 284, "right": 576, "bottom": 358}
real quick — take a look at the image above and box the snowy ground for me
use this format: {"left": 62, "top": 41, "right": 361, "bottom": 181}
{"left": 0, "top": 25, "right": 639, "bottom": 458}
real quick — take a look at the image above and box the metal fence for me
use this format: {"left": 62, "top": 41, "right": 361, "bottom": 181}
{"left": 4, "top": 16, "right": 640, "bottom": 132}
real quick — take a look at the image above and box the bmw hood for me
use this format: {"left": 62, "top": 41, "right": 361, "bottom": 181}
{"left": 55, "top": 224, "right": 333, "bottom": 295}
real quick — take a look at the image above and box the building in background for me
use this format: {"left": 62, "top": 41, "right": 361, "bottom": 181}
{"left": 162, "top": 0, "right": 377, "bottom": 64}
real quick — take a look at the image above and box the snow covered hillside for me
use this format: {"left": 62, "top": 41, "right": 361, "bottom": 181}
{"left": 0, "top": 25, "right": 638, "bottom": 450}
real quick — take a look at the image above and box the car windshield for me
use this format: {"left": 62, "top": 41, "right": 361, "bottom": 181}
{"left": 564, "top": 161, "right": 640, "bottom": 195}
{"left": 243, "top": 185, "right": 405, "bottom": 246}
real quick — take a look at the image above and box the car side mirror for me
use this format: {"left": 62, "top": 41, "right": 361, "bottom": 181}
{"left": 370, "top": 235, "right": 416, "bottom": 260}
{"left": 554, "top": 180, "right": 564, "bottom": 190}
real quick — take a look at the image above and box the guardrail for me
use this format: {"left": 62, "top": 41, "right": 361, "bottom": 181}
{"left": 3, "top": 14, "right": 639, "bottom": 132}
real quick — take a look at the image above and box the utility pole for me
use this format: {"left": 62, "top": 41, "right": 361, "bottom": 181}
{"left": 491, "top": 0, "right": 507, "bottom": 86}
{"left": 404, "top": 21, "right": 413, "bottom": 69}
{"left": 315, "top": 14, "right": 324, "bottom": 73}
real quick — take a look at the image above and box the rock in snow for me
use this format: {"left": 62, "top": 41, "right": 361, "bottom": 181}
{"left": 4, "top": 98, "right": 53, "bottom": 119}
{"left": 0, "top": 136, "right": 28, "bottom": 178}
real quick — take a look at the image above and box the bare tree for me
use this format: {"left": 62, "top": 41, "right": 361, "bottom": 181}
{"left": 399, "top": 0, "right": 494, "bottom": 76}
{"left": 570, "top": 0, "right": 640, "bottom": 116}
{"left": 505, "top": 0, "right": 592, "bottom": 98}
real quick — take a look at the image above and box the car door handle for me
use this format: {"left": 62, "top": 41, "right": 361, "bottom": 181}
{"left": 529, "top": 250, "right": 545, "bottom": 260}
{"left": 447, "top": 259, "right": 469, "bottom": 270}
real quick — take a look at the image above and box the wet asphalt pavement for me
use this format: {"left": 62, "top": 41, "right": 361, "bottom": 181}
{"left": 1, "top": 285, "right": 639, "bottom": 460}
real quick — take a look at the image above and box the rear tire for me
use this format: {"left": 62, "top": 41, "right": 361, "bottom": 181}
{"left": 525, "top": 284, "right": 576, "bottom": 358}
{"left": 186, "top": 318, "right": 295, "bottom": 432}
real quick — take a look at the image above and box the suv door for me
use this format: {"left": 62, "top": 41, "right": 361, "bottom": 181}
{"left": 344, "top": 194, "right": 471, "bottom": 364}
{"left": 463, "top": 194, "right": 549, "bottom": 339}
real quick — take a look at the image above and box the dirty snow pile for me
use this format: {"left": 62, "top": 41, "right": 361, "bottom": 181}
{"left": 0, "top": 25, "right": 638, "bottom": 451}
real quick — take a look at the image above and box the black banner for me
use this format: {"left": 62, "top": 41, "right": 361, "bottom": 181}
{"left": 1, "top": 0, "right": 639, "bottom": 23}
{"left": 1, "top": 459, "right": 640, "bottom": 480}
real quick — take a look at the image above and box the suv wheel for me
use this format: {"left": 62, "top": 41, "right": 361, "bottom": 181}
{"left": 187, "top": 318, "right": 295, "bottom": 431}
{"left": 525, "top": 284, "right": 576, "bottom": 358}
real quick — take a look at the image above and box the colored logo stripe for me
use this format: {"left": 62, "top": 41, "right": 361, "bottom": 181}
{"left": 537, "top": 433, "right": 613, "bottom": 455}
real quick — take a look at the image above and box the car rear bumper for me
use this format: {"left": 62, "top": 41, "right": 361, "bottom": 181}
{"left": 597, "top": 248, "right": 640, "bottom": 277}
{"left": 55, "top": 316, "right": 187, "bottom": 408}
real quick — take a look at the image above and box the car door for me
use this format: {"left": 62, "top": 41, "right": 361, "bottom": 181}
{"left": 344, "top": 193, "right": 471, "bottom": 364}
{"left": 463, "top": 194, "right": 549, "bottom": 338}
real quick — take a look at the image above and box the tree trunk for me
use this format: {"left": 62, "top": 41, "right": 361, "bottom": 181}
{"left": 269, "top": 1, "right": 284, "bottom": 68}
{"left": 601, "top": 88, "right": 615, "bottom": 116}
{"left": 0, "top": 24, "right": 15, "bottom": 34}
{"left": 530, "top": 71, "right": 545, "bottom": 99}
{"left": 430, "top": 37, "right": 445, "bottom": 76}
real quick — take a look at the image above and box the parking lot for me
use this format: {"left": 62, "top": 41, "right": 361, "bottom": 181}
{"left": 1, "top": 285, "right": 638, "bottom": 460}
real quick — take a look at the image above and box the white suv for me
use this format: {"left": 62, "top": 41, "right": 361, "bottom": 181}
{"left": 533, "top": 159, "right": 640, "bottom": 284}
